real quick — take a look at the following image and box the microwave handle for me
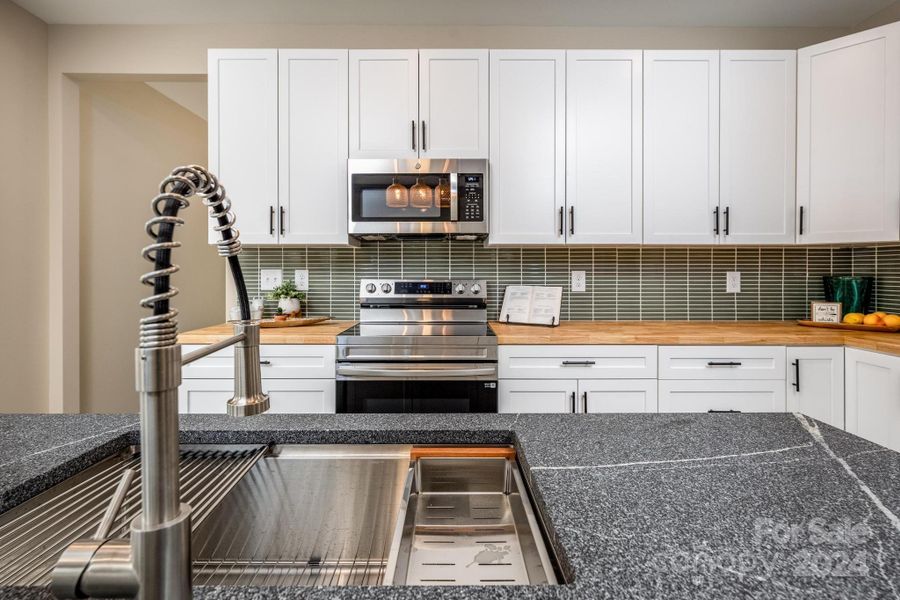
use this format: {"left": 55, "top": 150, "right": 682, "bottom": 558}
{"left": 450, "top": 173, "right": 459, "bottom": 222}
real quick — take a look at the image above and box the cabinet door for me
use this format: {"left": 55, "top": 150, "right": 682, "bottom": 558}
{"left": 720, "top": 50, "right": 796, "bottom": 245}
{"left": 566, "top": 51, "right": 642, "bottom": 244}
{"left": 208, "top": 49, "right": 279, "bottom": 244}
{"left": 489, "top": 50, "right": 566, "bottom": 245}
{"left": 797, "top": 24, "right": 900, "bottom": 244}
{"left": 786, "top": 346, "right": 844, "bottom": 429}
{"left": 179, "top": 378, "right": 335, "bottom": 414}
{"left": 279, "top": 50, "right": 349, "bottom": 245}
{"left": 349, "top": 50, "right": 418, "bottom": 159}
{"left": 419, "top": 49, "right": 488, "bottom": 158}
{"left": 499, "top": 345, "right": 657, "bottom": 380}
{"left": 643, "top": 51, "right": 719, "bottom": 245}
{"left": 498, "top": 379, "right": 576, "bottom": 413}
{"left": 846, "top": 348, "right": 900, "bottom": 451}
{"left": 659, "top": 380, "right": 786, "bottom": 413}
{"left": 580, "top": 379, "right": 658, "bottom": 413}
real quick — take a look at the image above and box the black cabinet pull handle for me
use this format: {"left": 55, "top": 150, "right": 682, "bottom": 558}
{"left": 569, "top": 206, "right": 575, "bottom": 235}
{"left": 559, "top": 207, "right": 564, "bottom": 236}
{"left": 421, "top": 120, "right": 426, "bottom": 152}
{"left": 411, "top": 120, "right": 416, "bottom": 151}
{"left": 562, "top": 360, "right": 596, "bottom": 366}
{"left": 724, "top": 206, "right": 730, "bottom": 236}
{"left": 799, "top": 206, "right": 805, "bottom": 236}
{"left": 269, "top": 206, "right": 275, "bottom": 235}
{"left": 792, "top": 360, "right": 800, "bottom": 392}
{"left": 706, "top": 361, "right": 742, "bottom": 367}
{"left": 570, "top": 391, "right": 576, "bottom": 413}
{"left": 279, "top": 206, "right": 285, "bottom": 236}
{"left": 582, "top": 391, "right": 587, "bottom": 414}
{"left": 260, "top": 360, "right": 271, "bottom": 366}
{"left": 708, "top": 409, "right": 741, "bottom": 413}
{"left": 713, "top": 206, "right": 720, "bottom": 235}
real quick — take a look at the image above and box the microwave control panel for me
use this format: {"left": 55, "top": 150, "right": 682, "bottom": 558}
{"left": 458, "top": 174, "right": 484, "bottom": 222}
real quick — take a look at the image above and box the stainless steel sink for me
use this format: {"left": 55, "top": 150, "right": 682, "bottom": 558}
{"left": 0, "top": 444, "right": 558, "bottom": 589}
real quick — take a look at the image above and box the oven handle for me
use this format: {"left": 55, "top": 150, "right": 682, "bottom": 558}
{"left": 337, "top": 365, "right": 497, "bottom": 378}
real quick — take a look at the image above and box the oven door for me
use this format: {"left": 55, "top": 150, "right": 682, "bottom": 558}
{"left": 335, "top": 362, "right": 498, "bottom": 413}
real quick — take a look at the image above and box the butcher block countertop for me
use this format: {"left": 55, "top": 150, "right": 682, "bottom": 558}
{"left": 179, "top": 320, "right": 900, "bottom": 356}
{"left": 178, "top": 320, "right": 357, "bottom": 345}
{"left": 489, "top": 320, "right": 900, "bottom": 355}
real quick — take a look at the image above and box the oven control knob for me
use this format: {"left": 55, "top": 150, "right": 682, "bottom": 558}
{"left": 381, "top": 283, "right": 393, "bottom": 294}
{"left": 455, "top": 284, "right": 466, "bottom": 295}
{"left": 470, "top": 283, "right": 482, "bottom": 295}
{"left": 365, "top": 283, "right": 377, "bottom": 294}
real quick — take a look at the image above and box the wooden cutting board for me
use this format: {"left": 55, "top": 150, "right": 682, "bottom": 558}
{"left": 797, "top": 320, "right": 900, "bottom": 333}
{"left": 259, "top": 316, "right": 333, "bottom": 328}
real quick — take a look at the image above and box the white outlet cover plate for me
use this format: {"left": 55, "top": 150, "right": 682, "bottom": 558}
{"left": 260, "top": 269, "right": 283, "bottom": 291}
{"left": 726, "top": 271, "right": 741, "bottom": 294}
{"left": 571, "top": 270, "right": 586, "bottom": 293}
{"left": 294, "top": 269, "right": 309, "bottom": 291}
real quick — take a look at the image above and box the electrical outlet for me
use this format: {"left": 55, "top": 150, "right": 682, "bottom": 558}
{"left": 726, "top": 271, "right": 741, "bottom": 294}
{"left": 294, "top": 269, "right": 309, "bottom": 291}
{"left": 571, "top": 270, "right": 586, "bottom": 293}
{"left": 260, "top": 269, "right": 283, "bottom": 291}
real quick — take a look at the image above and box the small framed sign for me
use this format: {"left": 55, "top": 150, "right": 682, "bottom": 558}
{"left": 811, "top": 301, "right": 842, "bottom": 323}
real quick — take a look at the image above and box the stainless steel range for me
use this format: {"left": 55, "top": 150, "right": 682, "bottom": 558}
{"left": 335, "top": 279, "right": 497, "bottom": 413}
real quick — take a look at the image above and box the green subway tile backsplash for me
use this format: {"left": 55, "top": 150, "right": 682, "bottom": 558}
{"left": 237, "top": 241, "right": 900, "bottom": 321}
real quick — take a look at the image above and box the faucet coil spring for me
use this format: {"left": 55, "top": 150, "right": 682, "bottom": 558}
{"left": 139, "top": 165, "right": 242, "bottom": 349}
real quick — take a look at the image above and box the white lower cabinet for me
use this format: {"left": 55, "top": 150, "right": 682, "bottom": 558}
{"left": 659, "top": 380, "right": 786, "bottom": 413}
{"left": 179, "top": 344, "right": 336, "bottom": 414}
{"left": 581, "top": 379, "right": 658, "bottom": 413}
{"left": 786, "top": 346, "right": 844, "bottom": 429}
{"left": 498, "top": 379, "right": 578, "bottom": 413}
{"left": 845, "top": 348, "right": 900, "bottom": 451}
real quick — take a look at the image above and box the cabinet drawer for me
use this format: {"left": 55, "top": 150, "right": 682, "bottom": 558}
{"left": 498, "top": 379, "right": 577, "bottom": 413}
{"left": 658, "top": 346, "right": 785, "bottom": 380}
{"left": 181, "top": 344, "right": 336, "bottom": 379}
{"left": 581, "top": 380, "right": 658, "bottom": 413}
{"left": 658, "top": 380, "right": 786, "bottom": 413}
{"left": 179, "top": 378, "right": 336, "bottom": 414}
{"left": 499, "top": 345, "right": 657, "bottom": 379}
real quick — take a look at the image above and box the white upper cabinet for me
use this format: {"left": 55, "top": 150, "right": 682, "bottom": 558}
{"left": 643, "top": 51, "right": 720, "bottom": 245}
{"left": 208, "top": 49, "right": 279, "bottom": 244}
{"left": 419, "top": 50, "right": 489, "bottom": 158}
{"left": 797, "top": 24, "right": 900, "bottom": 244}
{"left": 720, "top": 50, "right": 797, "bottom": 245}
{"left": 279, "top": 50, "right": 349, "bottom": 245}
{"left": 566, "top": 51, "right": 643, "bottom": 244}
{"left": 349, "top": 50, "right": 419, "bottom": 159}
{"left": 489, "top": 50, "right": 566, "bottom": 245}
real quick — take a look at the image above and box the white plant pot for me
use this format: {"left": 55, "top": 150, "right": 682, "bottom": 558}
{"left": 277, "top": 298, "right": 302, "bottom": 316}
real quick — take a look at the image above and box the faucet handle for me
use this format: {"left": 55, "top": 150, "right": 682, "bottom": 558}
{"left": 94, "top": 468, "right": 136, "bottom": 541}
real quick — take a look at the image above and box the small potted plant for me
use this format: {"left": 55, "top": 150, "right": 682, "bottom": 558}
{"left": 267, "top": 281, "right": 306, "bottom": 318}
{"left": 273, "top": 306, "right": 287, "bottom": 321}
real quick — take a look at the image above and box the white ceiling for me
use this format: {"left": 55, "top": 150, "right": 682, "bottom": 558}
{"left": 12, "top": 0, "right": 898, "bottom": 27}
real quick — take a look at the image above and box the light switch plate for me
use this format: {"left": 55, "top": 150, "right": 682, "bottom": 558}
{"left": 726, "top": 271, "right": 741, "bottom": 293}
{"left": 260, "top": 269, "right": 283, "bottom": 291}
{"left": 294, "top": 269, "right": 309, "bottom": 291}
{"left": 571, "top": 270, "right": 586, "bottom": 293}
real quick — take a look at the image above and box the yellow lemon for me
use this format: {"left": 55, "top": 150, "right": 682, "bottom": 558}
{"left": 883, "top": 314, "right": 900, "bottom": 328}
{"left": 863, "top": 313, "right": 883, "bottom": 326}
{"left": 843, "top": 313, "right": 864, "bottom": 324}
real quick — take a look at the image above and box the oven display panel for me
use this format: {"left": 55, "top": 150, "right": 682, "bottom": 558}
{"left": 395, "top": 281, "right": 452, "bottom": 295}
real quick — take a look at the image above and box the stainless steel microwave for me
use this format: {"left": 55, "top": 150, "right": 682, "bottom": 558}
{"left": 348, "top": 158, "right": 488, "bottom": 239}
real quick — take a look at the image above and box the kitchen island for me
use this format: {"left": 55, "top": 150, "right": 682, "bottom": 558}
{"left": 2, "top": 412, "right": 900, "bottom": 599}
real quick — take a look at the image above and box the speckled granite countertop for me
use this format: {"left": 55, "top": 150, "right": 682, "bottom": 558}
{"left": 3, "top": 412, "right": 900, "bottom": 599}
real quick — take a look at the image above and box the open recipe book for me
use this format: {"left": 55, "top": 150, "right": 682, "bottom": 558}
{"left": 499, "top": 286, "right": 563, "bottom": 326}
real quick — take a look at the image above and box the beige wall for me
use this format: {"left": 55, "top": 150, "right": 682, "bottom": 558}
{"left": 855, "top": 2, "right": 900, "bottom": 30}
{"left": 78, "top": 80, "right": 222, "bottom": 412}
{"left": 0, "top": 0, "right": 48, "bottom": 413}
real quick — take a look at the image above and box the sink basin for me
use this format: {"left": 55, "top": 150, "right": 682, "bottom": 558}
{"left": 0, "top": 444, "right": 558, "bottom": 588}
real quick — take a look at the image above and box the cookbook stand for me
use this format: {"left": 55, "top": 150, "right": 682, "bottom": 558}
{"left": 503, "top": 314, "right": 559, "bottom": 327}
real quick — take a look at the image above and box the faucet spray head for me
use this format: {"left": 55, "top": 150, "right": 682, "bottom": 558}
{"left": 227, "top": 321, "right": 270, "bottom": 417}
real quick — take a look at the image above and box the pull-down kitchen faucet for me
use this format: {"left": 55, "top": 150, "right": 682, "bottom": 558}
{"left": 50, "top": 165, "right": 269, "bottom": 599}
